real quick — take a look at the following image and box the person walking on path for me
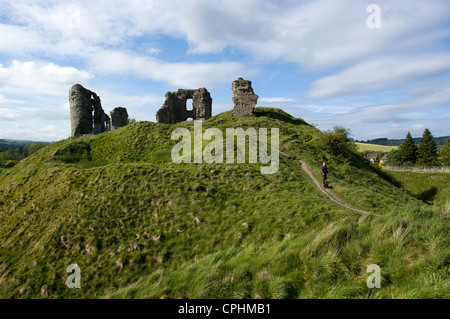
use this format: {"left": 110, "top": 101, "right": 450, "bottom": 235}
{"left": 321, "top": 162, "right": 329, "bottom": 188}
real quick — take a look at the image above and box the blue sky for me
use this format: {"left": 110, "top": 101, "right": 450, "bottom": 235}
{"left": 0, "top": 0, "right": 449, "bottom": 142}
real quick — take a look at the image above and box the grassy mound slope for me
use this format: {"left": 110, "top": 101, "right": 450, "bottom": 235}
{"left": 0, "top": 108, "right": 448, "bottom": 298}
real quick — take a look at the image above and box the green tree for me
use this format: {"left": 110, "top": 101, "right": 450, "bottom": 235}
{"left": 27, "top": 142, "right": 48, "bottom": 155}
{"left": 387, "top": 149, "right": 402, "bottom": 166}
{"left": 400, "top": 132, "right": 417, "bottom": 165}
{"left": 439, "top": 138, "right": 450, "bottom": 166}
{"left": 417, "top": 128, "right": 437, "bottom": 166}
{"left": 320, "top": 126, "right": 357, "bottom": 158}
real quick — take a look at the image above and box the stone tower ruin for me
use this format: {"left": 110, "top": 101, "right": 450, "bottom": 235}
{"left": 69, "top": 84, "right": 128, "bottom": 137}
{"left": 232, "top": 77, "right": 258, "bottom": 117}
{"left": 156, "top": 88, "right": 212, "bottom": 124}
{"left": 110, "top": 107, "right": 129, "bottom": 129}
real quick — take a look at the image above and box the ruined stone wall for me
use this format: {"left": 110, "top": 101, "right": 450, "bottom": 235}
{"left": 69, "top": 84, "right": 94, "bottom": 137}
{"left": 69, "top": 84, "right": 128, "bottom": 137}
{"left": 110, "top": 107, "right": 129, "bottom": 129}
{"left": 193, "top": 88, "right": 212, "bottom": 120}
{"left": 232, "top": 77, "right": 258, "bottom": 117}
{"left": 156, "top": 88, "right": 212, "bottom": 124}
{"left": 93, "top": 93, "right": 107, "bottom": 134}
{"left": 156, "top": 92, "right": 183, "bottom": 124}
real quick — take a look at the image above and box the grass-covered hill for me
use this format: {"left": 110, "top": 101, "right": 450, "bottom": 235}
{"left": 0, "top": 108, "right": 448, "bottom": 299}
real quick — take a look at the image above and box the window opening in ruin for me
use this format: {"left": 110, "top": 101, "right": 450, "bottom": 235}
{"left": 186, "top": 99, "right": 193, "bottom": 111}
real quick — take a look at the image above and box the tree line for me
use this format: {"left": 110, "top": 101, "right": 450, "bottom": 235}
{"left": 387, "top": 129, "right": 450, "bottom": 166}
{"left": 0, "top": 141, "right": 49, "bottom": 169}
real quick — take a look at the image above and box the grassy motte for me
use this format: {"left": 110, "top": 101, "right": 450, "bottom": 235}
{"left": 0, "top": 108, "right": 448, "bottom": 299}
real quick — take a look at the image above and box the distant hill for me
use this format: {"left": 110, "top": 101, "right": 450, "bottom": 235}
{"left": 0, "top": 139, "right": 51, "bottom": 169}
{"left": 357, "top": 136, "right": 449, "bottom": 147}
{"left": 0, "top": 139, "right": 50, "bottom": 152}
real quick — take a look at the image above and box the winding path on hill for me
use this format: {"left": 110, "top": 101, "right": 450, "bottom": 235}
{"left": 276, "top": 147, "right": 382, "bottom": 217}
{"left": 298, "top": 160, "right": 382, "bottom": 217}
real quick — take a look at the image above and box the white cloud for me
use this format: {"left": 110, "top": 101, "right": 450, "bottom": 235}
{"left": 0, "top": 108, "right": 21, "bottom": 121}
{"left": 306, "top": 55, "right": 450, "bottom": 98}
{"left": 297, "top": 104, "right": 356, "bottom": 115}
{"left": 2, "top": 0, "right": 449, "bottom": 63}
{"left": 0, "top": 103, "right": 69, "bottom": 123}
{"left": 0, "top": 0, "right": 449, "bottom": 141}
{"left": 290, "top": 83, "right": 450, "bottom": 139}
{"left": 409, "top": 124, "right": 426, "bottom": 131}
{"left": 2, "top": 0, "right": 449, "bottom": 82}
{"left": 0, "top": 94, "right": 20, "bottom": 104}
{"left": 0, "top": 118, "right": 70, "bottom": 141}
{"left": 0, "top": 118, "right": 65, "bottom": 141}
{"left": 89, "top": 50, "right": 247, "bottom": 88}
{"left": 0, "top": 24, "right": 47, "bottom": 54}
{"left": 259, "top": 97, "right": 296, "bottom": 104}
{"left": 164, "top": 0, "right": 450, "bottom": 68}
{"left": 95, "top": 90, "right": 165, "bottom": 122}
{"left": 0, "top": 60, "right": 92, "bottom": 96}
{"left": 97, "top": 92, "right": 164, "bottom": 110}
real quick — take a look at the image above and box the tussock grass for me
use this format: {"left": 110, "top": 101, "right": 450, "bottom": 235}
{"left": 107, "top": 209, "right": 449, "bottom": 299}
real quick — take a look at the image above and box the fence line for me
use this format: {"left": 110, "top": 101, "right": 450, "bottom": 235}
{"left": 383, "top": 166, "right": 450, "bottom": 173}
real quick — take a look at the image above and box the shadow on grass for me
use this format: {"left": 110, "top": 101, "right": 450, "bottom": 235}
{"left": 254, "top": 108, "right": 308, "bottom": 126}
{"left": 370, "top": 166, "right": 402, "bottom": 188}
{"left": 50, "top": 140, "right": 107, "bottom": 170}
{"left": 348, "top": 153, "right": 402, "bottom": 188}
{"left": 51, "top": 141, "right": 91, "bottom": 164}
{"left": 416, "top": 187, "right": 438, "bottom": 204}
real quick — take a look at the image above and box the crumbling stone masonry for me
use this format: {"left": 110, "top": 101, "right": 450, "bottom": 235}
{"left": 110, "top": 107, "right": 129, "bottom": 129}
{"left": 92, "top": 92, "right": 109, "bottom": 134}
{"left": 232, "top": 77, "right": 258, "bottom": 117}
{"left": 156, "top": 88, "right": 212, "bottom": 124}
{"left": 69, "top": 84, "right": 127, "bottom": 137}
{"left": 69, "top": 84, "right": 95, "bottom": 137}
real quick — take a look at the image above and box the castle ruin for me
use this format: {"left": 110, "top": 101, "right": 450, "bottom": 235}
{"left": 156, "top": 88, "right": 212, "bottom": 124}
{"left": 70, "top": 78, "right": 258, "bottom": 135}
{"left": 110, "top": 107, "right": 129, "bottom": 129}
{"left": 232, "top": 77, "right": 258, "bottom": 117}
{"left": 69, "top": 84, "right": 128, "bottom": 137}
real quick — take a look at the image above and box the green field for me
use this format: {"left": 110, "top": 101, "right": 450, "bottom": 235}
{"left": 0, "top": 108, "right": 448, "bottom": 299}
{"left": 356, "top": 142, "right": 398, "bottom": 153}
{"left": 387, "top": 171, "right": 450, "bottom": 205}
